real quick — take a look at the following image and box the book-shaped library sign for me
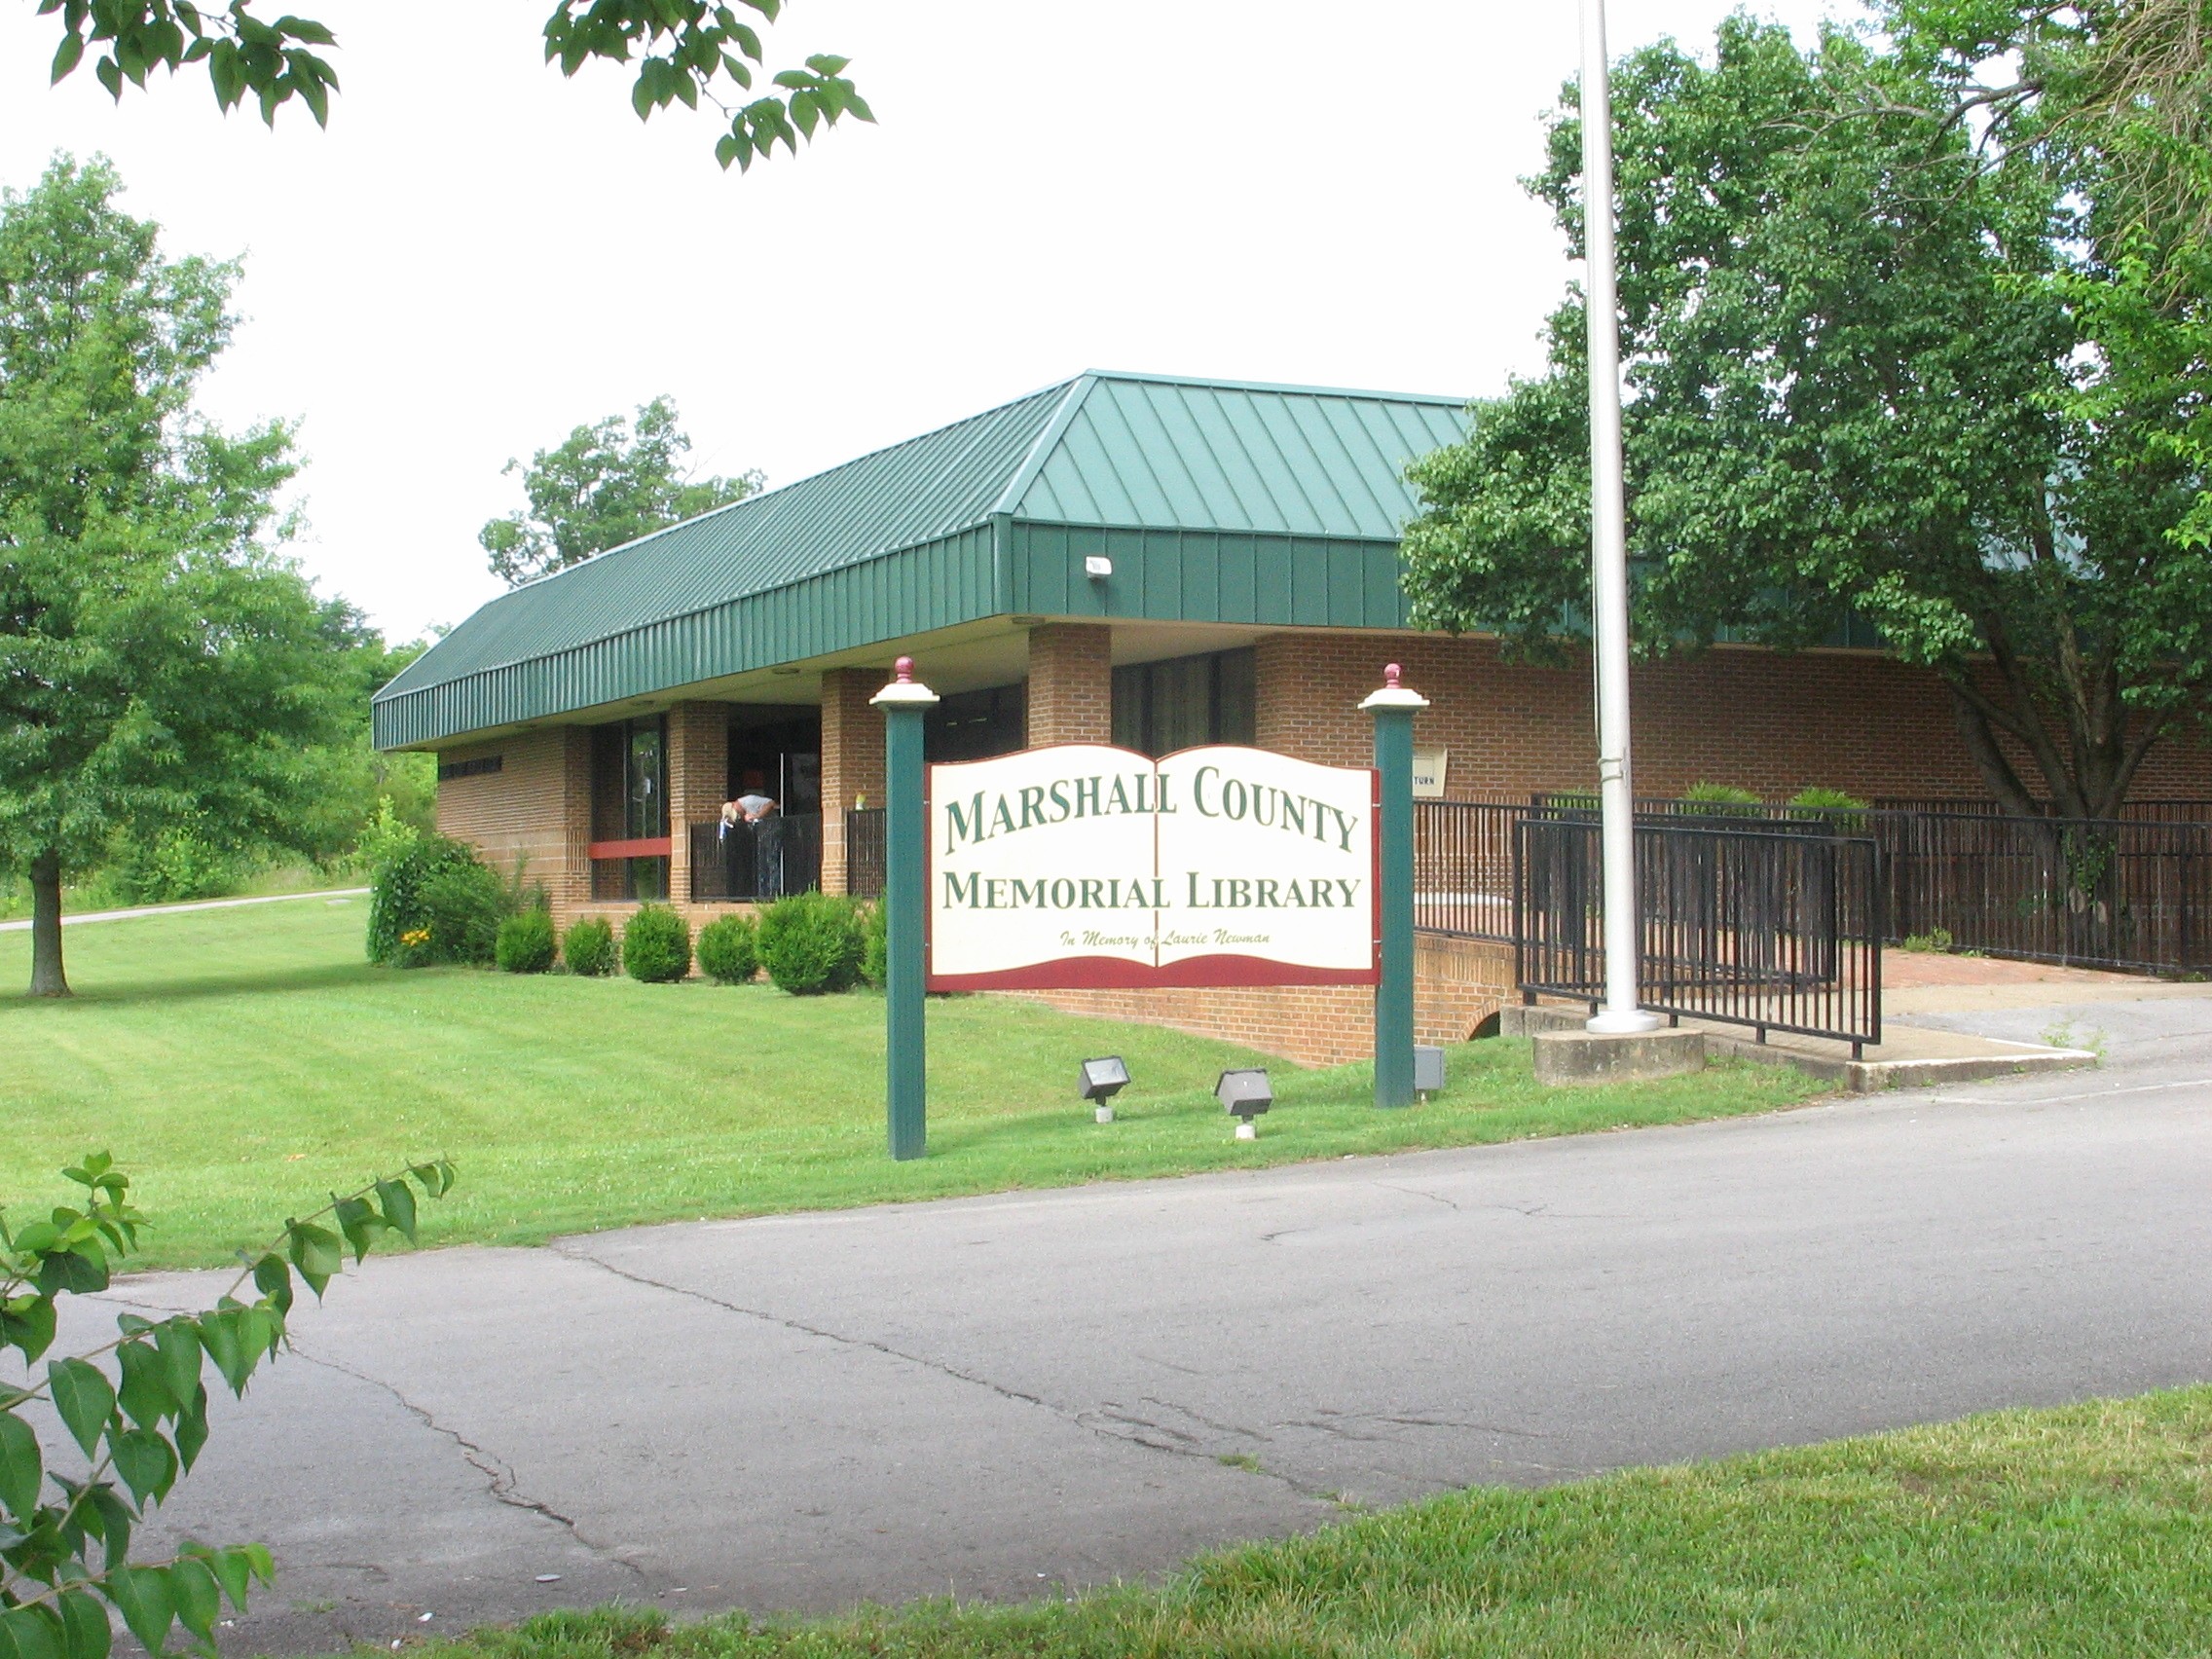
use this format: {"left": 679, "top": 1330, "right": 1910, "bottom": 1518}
{"left": 927, "top": 744, "right": 1379, "bottom": 990}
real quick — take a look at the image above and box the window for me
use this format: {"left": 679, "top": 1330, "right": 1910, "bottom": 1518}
{"left": 927, "top": 683, "right": 1026, "bottom": 762}
{"left": 1112, "top": 649, "right": 1256, "bottom": 756}
{"left": 436, "top": 755, "right": 502, "bottom": 782}
{"left": 590, "top": 716, "right": 668, "bottom": 900}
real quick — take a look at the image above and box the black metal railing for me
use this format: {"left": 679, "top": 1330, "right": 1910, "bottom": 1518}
{"left": 1875, "top": 796, "right": 2212, "bottom": 824}
{"left": 1515, "top": 815, "right": 1884, "bottom": 1055}
{"left": 1414, "top": 800, "right": 1524, "bottom": 940}
{"left": 687, "top": 813, "right": 823, "bottom": 903}
{"left": 844, "top": 807, "right": 887, "bottom": 901}
{"left": 1875, "top": 811, "right": 2212, "bottom": 973}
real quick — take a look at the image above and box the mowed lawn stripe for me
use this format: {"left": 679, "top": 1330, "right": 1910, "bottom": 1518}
{"left": 0, "top": 900, "right": 1820, "bottom": 1268}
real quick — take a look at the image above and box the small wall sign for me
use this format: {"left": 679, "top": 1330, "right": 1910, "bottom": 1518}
{"left": 1411, "top": 747, "right": 1448, "bottom": 799}
{"left": 927, "top": 744, "right": 1378, "bottom": 990}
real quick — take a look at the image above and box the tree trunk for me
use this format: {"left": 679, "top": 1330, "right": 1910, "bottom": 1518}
{"left": 26, "top": 851, "right": 69, "bottom": 998}
{"left": 1943, "top": 679, "right": 2165, "bottom": 824}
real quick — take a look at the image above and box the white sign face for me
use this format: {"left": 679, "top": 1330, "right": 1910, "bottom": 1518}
{"left": 928, "top": 744, "right": 1377, "bottom": 990}
{"left": 1411, "top": 747, "right": 1448, "bottom": 799}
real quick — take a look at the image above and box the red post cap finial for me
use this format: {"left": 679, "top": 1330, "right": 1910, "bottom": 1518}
{"left": 895, "top": 656, "right": 914, "bottom": 683}
{"left": 1384, "top": 663, "right": 1403, "bottom": 689}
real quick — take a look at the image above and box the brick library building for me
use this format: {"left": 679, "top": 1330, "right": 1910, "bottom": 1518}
{"left": 373, "top": 372, "right": 2212, "bottom": 1059}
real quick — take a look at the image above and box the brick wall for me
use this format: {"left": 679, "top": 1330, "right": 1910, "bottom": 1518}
{"left": 1255, "top": 632, "right": 2212, "bottom": 800}
{"left": 434, "top": 728, "right": 592, "bottom": 913}
{"left": 665, "top": 701, "right": 729, "bottom": 905}
{"left": 1025, "top": 622, "right": 1113, "bottom": 746}
{"left": 820, "top": 667, "right": 888, "bottom": 896}
{"left": 1007, "top": 934, "right": 1515, "bottom": 1067}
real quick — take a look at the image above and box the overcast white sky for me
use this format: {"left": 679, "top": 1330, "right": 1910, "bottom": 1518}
{"left": 0, "top": 0, "right": 1843, "bottom": 642}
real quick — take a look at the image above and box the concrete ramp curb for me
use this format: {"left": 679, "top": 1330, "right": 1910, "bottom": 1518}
{"left": 1500, "top": 1003, "right": 2098, "bottom": 1092}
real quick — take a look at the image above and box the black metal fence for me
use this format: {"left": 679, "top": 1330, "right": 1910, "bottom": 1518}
{"left": 1418, "top": 793, "right": 2212, "bottom": 1007}
{"left": 1414, "top": 800, "right": 1521, "bottom": 940}
{"left": 1514, "top": 815, "right": 1884, "bottom": 1055}
{"left": 687, "top": 813, "right": 823, "bottom": 903}
{"left": 845, "top": 807, "right": 887, "bottom": 901}
{"left": 1876, "top": 811, "right": 2212, "bottom": 973}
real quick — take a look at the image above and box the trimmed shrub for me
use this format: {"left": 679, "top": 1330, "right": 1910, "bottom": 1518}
{"left": 1681, "top": 782, "right": 1763, "bottom": 809}
{"left": 861, "top": 900, "right": 887, "bottom": 989}
{"left": 369, "top": 835, "right": 497, "bottom": 966}
{"left": 419, "top": 861, "right": 506, "bottom": 966}
{"left": 756, "top": 891, "right": 866, "bottom": 995}
{"left": 496, "top": 908, "right": 557, "bottom": 974}
{"left": 623, "top": 904, "right": 692, "bottom": 983}
{"left": 1789, "top": 787, "right": 1868, "bottom": 811}
{"left": 697, "top": 914, "right": 759, "bottom": 985}
{"left": 563, "top": 916, "right": 617, "bottom": 977}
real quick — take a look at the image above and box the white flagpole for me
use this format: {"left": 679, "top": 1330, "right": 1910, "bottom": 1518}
{"left": 1580, "top": 0, "right": 1660, "bottom": 1036}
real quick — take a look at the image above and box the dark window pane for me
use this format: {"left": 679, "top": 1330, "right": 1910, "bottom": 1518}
{"left": 1217, "top": 648, "right": 1256, "bottom": 745}
{"left": 1111, "top": 664, "right": 1146, "bottom": 752}
{"left": 627, "top": 720, "right": 666, "bottom": 838}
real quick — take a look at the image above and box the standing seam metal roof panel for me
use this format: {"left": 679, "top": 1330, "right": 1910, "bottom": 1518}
{"left": 373, "top": 371, "right": 1471, "bottom": 749}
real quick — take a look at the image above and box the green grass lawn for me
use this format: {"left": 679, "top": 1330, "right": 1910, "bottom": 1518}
{"left": 416, "top": 1386, "right": 2212, "bottom": 1658}
{"left": 0, "top": 898, "right": 1821, "bottom": 1268}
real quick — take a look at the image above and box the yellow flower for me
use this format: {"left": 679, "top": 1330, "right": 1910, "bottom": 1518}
{"left": 401, "top": 929, "right": 431, "bottom": 948}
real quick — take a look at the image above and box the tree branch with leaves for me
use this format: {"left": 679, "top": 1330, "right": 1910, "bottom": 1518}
{"left": 0, "top": 1151, "right": 457, "bottom": 1658}
{"left": 35, "top": 0, "right": 873, "bottom": 171}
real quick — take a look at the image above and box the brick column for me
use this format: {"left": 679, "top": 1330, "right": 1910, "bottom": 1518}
{"left": 819, "top": 667, "right": 888, "bottom": 895}
{"left": 1025, "top": 622, "right": 1113, "bottom": 746}
{"left": 1252, "top": 633, "right": 1308, "bottom": 758}
{"left": 551, "top": 727, "right": 594, "bottom": 927}
{"left": 664, "top": 701, "right": 728, "bottom": 905}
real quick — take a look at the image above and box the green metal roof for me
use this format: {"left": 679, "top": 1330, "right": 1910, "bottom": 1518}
{"left": 373, "top": 371, "right": 1468, "bottom": 750}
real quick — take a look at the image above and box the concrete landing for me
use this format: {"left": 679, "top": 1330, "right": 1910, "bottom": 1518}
{"left": 1531, "top": 1025, "right": 1705, "bottom": 1086}
{"left": 1502, "top": 1002, "right": 2098, "bottom": 1092}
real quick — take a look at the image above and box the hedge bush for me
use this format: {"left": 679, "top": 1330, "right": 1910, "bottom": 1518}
{"left": 623, "top": 904, "right": 692, "bottom": 983}
{"left": 563, "top": 916, "right": 617, "bottom": 977}
{"left": 1681, "top": 782, "right": 1764, "bottom": 810}
{"left": 496, "top": 908, "right": 557, "bottom": 974}
{"left": 369, "top": 835, "right": 502, "bottom": 966}
{"left": 697, "top": 914, "right": 759, "bottom": 984}
{"left": 756, "top": 891, "right": 866, "bottom": 994}
{"left": 861, "top": 900, "right": 887, "bottom": 988}
{"left": 419, "top": 862, "right": 506, "bottom": 966}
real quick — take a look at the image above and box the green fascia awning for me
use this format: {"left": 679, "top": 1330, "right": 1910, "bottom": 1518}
{"left": 372, "top": 371, "right": 1470, "bottom": 751}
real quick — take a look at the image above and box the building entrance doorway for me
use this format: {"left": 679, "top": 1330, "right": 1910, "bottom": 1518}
{"left": 715, "top": 706, "right": 822, "bottom": 900}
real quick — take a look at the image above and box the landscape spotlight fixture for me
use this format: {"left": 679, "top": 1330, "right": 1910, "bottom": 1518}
{"left": 1414, "top": 1046, "right": 1446, "bottom": 1101}
{"left": 1080, "top": 1056, "right": 1129, "bottom": 1123}
{"left": 1215, "top": 1069, "right": 1272, "bottom": 1139}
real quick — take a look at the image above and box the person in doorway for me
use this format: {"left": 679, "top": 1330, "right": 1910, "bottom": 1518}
{"left": 721, "top": 773, "right": 784, "bottom": 898}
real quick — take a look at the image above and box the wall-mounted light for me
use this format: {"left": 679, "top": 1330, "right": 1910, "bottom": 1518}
{"left": 1085, "top": 556, "right": 1113, "bottom": 580}
{"left": 1080, "top": 1056, "right": 1129, "bottom": 1124}
{"left": 1216, "top": 1069, "right": 1272, "bottom": 1139}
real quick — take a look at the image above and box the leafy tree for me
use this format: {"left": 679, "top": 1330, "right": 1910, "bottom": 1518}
{"left": 1400, "top": 15, "right": 2207, "bottom": 822}
{"left": 33, "top": 0, "right": 873, "bottom": 172}
{"left": 0, "top": 1150, "right": 455, "bottom": 1659}
{"left": 0, "top": 154, "right": 360, "bottom": 996}
{"left": 479, "top": 395, "right": 762, "bottom": 586}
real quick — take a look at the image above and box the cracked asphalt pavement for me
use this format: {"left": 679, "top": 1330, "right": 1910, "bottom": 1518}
{"left": 88, "top": 992, "right": 2212, "bottom": 1654}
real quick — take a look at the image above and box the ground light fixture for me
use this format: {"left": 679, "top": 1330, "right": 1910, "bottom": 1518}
{"left": 1216, "top": 1069, "right": 1272, "bottom": 1139}
{"left": 1080, "top": 1056, "right": 1129, "bottom": 1124}
{"left": 1415, "top": 1046, "right": 1446, "bottom": 1101}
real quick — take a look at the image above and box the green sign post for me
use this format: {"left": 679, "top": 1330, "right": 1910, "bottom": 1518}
{"left": 1361, "top": 664, "right": 1428, "bottom": 1108}
{"left": 872, "top": 656, "right": 938, "bottom": 1161}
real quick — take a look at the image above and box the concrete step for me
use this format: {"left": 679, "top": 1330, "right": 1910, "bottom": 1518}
{"left": 1499, "top": 1001, "right": 2097, "bottom": 1093}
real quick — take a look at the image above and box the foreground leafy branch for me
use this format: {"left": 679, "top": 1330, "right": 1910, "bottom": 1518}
{"left": 0, "top": 1151, "right": 456, "bottom": 1656}
{"left": 35, "top": 0, "right": 873, "bottom": 169}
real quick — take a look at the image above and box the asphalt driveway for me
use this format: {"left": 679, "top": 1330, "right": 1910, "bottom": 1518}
{"left": 93, "top": 986, "right": 2212, "bottom": 1653}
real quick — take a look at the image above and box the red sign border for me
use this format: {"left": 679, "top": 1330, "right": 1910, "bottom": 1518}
{"left": 923, "top": 745, "right": 1382, "bottom": 992}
